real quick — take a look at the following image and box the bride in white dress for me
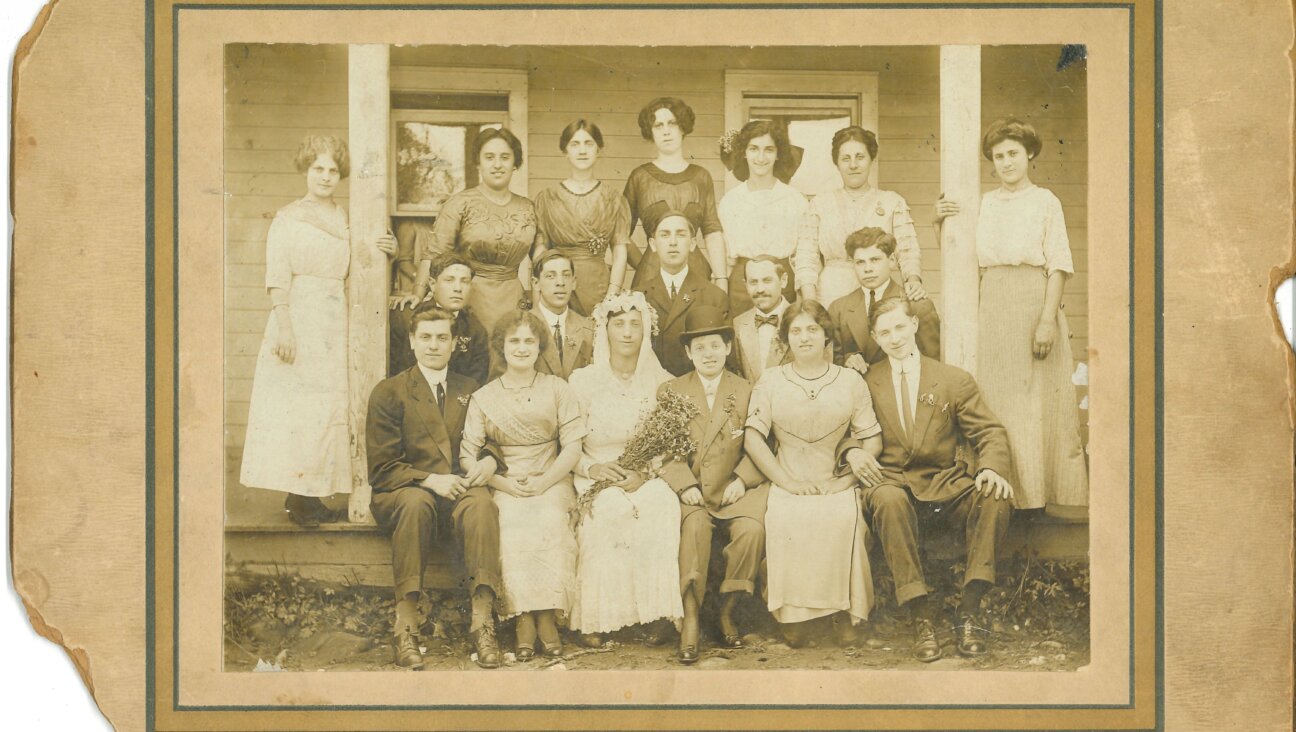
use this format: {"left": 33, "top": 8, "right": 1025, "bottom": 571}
{"left": 568, "top": 291, "right": 684, "bottom": 644}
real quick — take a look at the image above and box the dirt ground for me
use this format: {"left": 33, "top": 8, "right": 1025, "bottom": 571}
{"left": 225, "top": 604, "right": 1088, "bottom": 674}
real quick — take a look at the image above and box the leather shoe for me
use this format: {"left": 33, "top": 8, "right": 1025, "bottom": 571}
{"left": 912, "top": 618, "right": 942, "bottom": 663}
{"left": 719, "top": 633, "right": 744, "bottom": 649}
{"left": 395, "top": 629, "right": 424, "bottom": 670}
{"left": 515, "top": 643, "right": 535, "bottom": 662}
{"left": 643, "top": 620, "right": 674, "bottom": 647}
{"left": 955, "top": 614, "right": 988, "bottom": 657}
{"left": 578, "top": 632, "right": 604, "bottom": 649}
{"left": 472, "top": 622, "right": 502, "bottom": 669}
{"left": 782, "top": 622, "right": 810, "bottom": 649}
{"left": 832, "top": 614, "right": 860, "bottom": 649}
{"left": 678, "top": 643, "right": 699, "bottom": 665}
{"left": 538, "top": 637, "right": 563, "bottom": 659}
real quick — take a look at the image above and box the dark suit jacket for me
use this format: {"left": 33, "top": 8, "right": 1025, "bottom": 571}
{"left": 636, "top": 267, "right": 730, "bottom": 377}
{"left": 863, "top": 357, "right": 1012, "bottom": 503}
{"left": 366, "top": 367, "right": 479, "bottom": 495}
{"left": 830, "top": 279, "right": 941, "bottom": 365}
{"left": 533, "top": 305, "right": 594, "bottom": 380}
{"left": 388, "top": 305, "right": 490, "bottom": 385}
{"left": 657, "top": 371, "right": 767, "bottom": 521}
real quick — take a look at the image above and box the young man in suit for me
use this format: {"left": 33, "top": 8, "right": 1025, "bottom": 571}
{"left": 849, "top": 297, "right": 1014, "bottom": 661}
{"left": 657, "top": 307, "right": 767, "bottom": 664}
{"left": 389, "top": 253, "right": 491, "bottom": 385}
{"left": 729, "top": 255, "right": 792, "bottom": 381}
{"left": 829, "top": 227, "right": 940, "bottom": 372}
{"left": 529, "top": 249, "right": 594, "bottom": 380}
{"left": 366, "top": 306, "right": 505, "bottom": 670}
{"left": 635, "top": 210, "right": 730, "bottom": 376}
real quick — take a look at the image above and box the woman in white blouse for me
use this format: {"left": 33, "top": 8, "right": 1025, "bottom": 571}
{"left": 794, "top": 126, "right": 926, "bottom": 308}
{"left": 718, "top": 120, "right": 807, "bottom": 314}
{"left": 935, "top": 118, "right": 1089, "bottom": 511}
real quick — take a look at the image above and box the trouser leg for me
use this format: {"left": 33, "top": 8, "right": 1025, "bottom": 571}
{"left": 452, "top": 484, "right": 503, "bottom": 596}
{"left": 371, "top": 487, "right": 439, "bottom": 600}
{"left": 679, "top": 503, "right": 714, "bottom": 603}
{"left": 944, "top": 486, "right": 1012, "bottom": 588}
{"left": 719, "top": 516, "right": 765, "bottom": 595}
{"left": 860, "top": 482, "right": 926, "bottom": 605}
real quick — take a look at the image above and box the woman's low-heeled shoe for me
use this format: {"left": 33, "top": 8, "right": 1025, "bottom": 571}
{"left": 515, "top": 644, "right": 536, "bottom": 662}
{"left": 720, "top": 633, "right": 744, "bottom": 649}
{"left": 678, "top": 644, "right": 700, "bottom": 664}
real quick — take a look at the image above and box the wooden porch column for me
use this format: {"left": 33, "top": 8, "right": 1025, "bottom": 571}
{"left": 346, "top": 44, "right": 390, "bottom": 523}
{"left": 939, "top": 45, "right": 982, "bottom": 375}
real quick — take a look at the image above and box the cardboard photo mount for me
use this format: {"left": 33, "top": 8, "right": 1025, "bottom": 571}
{"left": 9, "top": 1, "right": 1294, "bottom": 730}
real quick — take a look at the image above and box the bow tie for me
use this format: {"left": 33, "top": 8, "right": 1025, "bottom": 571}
{"left": 755, "top": 313, "right": 780, "bottom": 328}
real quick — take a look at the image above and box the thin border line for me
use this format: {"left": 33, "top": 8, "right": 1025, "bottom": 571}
{"left": 147, "top": 1, "right": 1160, "bottom": 726}
{"left": 144, "top": 0, "right": 157, "bottom": 728}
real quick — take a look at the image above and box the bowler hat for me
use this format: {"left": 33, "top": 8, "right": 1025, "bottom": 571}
{"left": 678, "top": 306, "right": 733, "bottom": 345}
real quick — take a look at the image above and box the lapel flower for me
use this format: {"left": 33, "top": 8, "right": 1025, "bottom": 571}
{"left": 723, "top": 393, "right": 737, "bottom": 414}
{"left": 941, "top": 402, "right": 951, "bottom": 415}
{"left": 564, "top": 336, "right": 577, "bottom": 349}
{"left": 456, "top": 335, "right": 472, "bottom": 352}
{"left": 457, "top": 394, "right": 470, "bottom": 406}
{"left": 919, "top": 393, "right": 937, "bottom": 407}
{"left": 682, "top": 292, "right": 693, "bottom": 305}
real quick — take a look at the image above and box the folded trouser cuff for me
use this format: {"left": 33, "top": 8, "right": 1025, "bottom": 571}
{"left": 895, "top": 580, "right": 929, "bottom": 606}
{"left": 394, "top": 575, "right": 423, "bottom": 600}
{"left": 719, "top": 579, "right": 755, "bottom": 595}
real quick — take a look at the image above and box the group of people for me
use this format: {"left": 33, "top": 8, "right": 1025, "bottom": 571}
{"left": 238, "top": 97, "right": 1090, "bottom": 671}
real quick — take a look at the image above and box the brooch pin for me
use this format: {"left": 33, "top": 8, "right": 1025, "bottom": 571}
{"left": 456, "top": 394, "right": 470, "bottom": 406}
{"left": 941, "top": 402, "right": 951, "bottom": 415}
{"left": 456, "top": 335, "right": 471, "bottom": 352}
{"left": 586, "top": 234, "right": 610, "bottom": 256}
{"left": 875, "top": 205, "right": 886, "bottom": 217}
{"left": 682, "top": 293, "right": 693, "bottom": 305}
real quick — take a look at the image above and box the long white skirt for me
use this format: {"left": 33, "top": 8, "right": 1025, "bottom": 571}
{"left": 764, "top": 484, "right": 873, "bottom": 624}
{"left": 495, "top": 481, "right": 578, "bottom": 619}
{"left": 570, "top": 478, "right": 684, "bottom": 633}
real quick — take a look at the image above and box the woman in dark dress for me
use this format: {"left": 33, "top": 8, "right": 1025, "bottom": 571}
{"left": 533, "top": 120, "right": 631, "bottom": 315}
{"left": 623, "top": 97, "right": 729, "bottom": 292}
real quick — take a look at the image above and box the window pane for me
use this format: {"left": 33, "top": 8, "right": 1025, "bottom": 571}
{"left": 745, "top": 105, "right": 852, "bottom": 198}
{"left": 395, "top": 121, "right": 502, "bottom": 214}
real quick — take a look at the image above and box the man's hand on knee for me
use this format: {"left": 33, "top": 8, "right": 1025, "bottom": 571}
{"left": 974, "top": 469, "right": 1014, "bottom": 501}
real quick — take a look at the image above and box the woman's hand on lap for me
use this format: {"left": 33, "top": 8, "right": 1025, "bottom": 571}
{"left": 680, "top": 487, "right": 704, "bottom": 506}
{"left": 616, "top": 469, "right": 646, "bottom": 493}
{"left": 589, "top": 462, "right": 627, "bottom": 483}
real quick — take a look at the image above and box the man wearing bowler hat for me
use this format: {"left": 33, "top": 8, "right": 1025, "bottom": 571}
{"left": 656, "top": 306, "right": 767, "bottom": 664}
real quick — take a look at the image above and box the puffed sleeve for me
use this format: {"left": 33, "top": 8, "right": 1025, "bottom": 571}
{"left": 461, "top": 392, "right": 488, "bottom": 459}
{"left": 793, "top": 200, "right": 822, "bottom": 292}
{"left": 264, "top": 215, "right": 293, "bottom": 291}
{"left": 555, "top": 377, "right": 587, "bottom": 449}
{"left": 744, "top": 372, "right": 774, "bottom": 438}
{"left": 889, "top": 193, "right": 924, "bottom": 283}
{"left": 848, "top": 371, "right": 882, "bottom": 440}
{"left": 1041, "top": 190, "right": 1075, "bottom": 276}
{"left": 419, "top": 191, "right": 466, "bottom": 263}
{"left": 697, "top": 168, "right": 724, "bottom": 236}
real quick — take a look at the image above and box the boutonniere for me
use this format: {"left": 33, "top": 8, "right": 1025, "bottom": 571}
{"left": 941, "top": 402, "right": 952, "bottom": 415}
{"left": 682, "top": 293, "right": 693, "bottom": 305}
{"left": 919, "top": 393, "right": 938, "bottom": 407}
{"left": 723, "top": 393, "right": 737, "bottom": 415}
{"left": 564, "top": 336, "right": 577, "bottom": 350}
{"left": 456, "top": 394, "right": 470, "bottom": 406}
{"left": 455, "top": 335, "right": 471, "bottom": 352}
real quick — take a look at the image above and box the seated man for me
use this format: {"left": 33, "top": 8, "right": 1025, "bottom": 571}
{"left": 366, "top": 305, "right": 504, "bottom": 670}
{"left": 829, "top": 227, "right": 940, "bottom": 371}
{"left": 657, "top": 306, "right": 767, "bottom": 664}
{"left": 529, "top": 249, "right": 594, "bottom": 380}
{"left": 390, "top": 252, "right": 490, "bottom": 384}
{"left": 851, "top": 297, "right": 1014, "bottom": 662}
{"left": 730, "top": 255, "right": 792, "bottom": 381}
{"left": 635, "top": 209, "right": 729, "bottom": 377}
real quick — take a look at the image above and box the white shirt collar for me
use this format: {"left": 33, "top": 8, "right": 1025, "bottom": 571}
{"left": 887, "top": 351, "right": 921, "bottom": 375}
{"left": 661, "top": 265, "right": 689, "bottom": 293}
{"left": 696, "top": 370, "right": 723, "bottom": 393}
{"left": 755, "top": 297, "right": 790, "bottom": 319}
{"left": 866, "top": 281, "right": 893, "bottom": 304}
{"left": 417, "top": 363, "right": 449, "bottom": 391}
{"left": 536, "top": 300, "right": 567, "bottom": 328}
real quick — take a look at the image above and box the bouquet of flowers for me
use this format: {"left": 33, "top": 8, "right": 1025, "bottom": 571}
{"left": 573, "top": 387, "right": 700, "bottom": 524}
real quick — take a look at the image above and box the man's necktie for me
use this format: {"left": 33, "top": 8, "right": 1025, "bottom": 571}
{"left": 669, "top": 281, "right": 678, "bottom": 301}
{"left": 867, "top": 289, "right": 877, "bottom": 317}
{"left": 898, "top": 364, "right": 913, "bottom": 444}
{"left": 435, "top": 382, "right": 446, "bottom": 414}
{"left": 553, "top": 321, "right": 564, "bottom": 366}
{"left": 755, "top": 313, "right": 779, "bottom": 329}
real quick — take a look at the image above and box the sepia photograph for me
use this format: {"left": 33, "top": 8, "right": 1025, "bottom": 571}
{"left": 221, "top": 41, "right": 1092, "bottom": 677}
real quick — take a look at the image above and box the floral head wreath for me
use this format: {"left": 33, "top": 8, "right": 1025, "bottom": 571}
{"left": 592, "top": 289, "right": 660, "bottom": 337}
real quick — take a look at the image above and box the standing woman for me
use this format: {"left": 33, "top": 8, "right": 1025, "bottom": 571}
{"left": 623, "top": 97, "right": 728, "bottom": 293}
{"left": 567, "top": 291, "right": 684, "bottom": 646}
{"left": 935, "top": 118, "right": 1088, "bottom": 511}
{"left": 240, "top": 135, "right": 396, "bottom": 526}
{"left": 717, "top": 119, "right": 807, "bottom": 314}
{"left": 533, "top": 120, "right": 631, "bottom": 315}
{"left": 410, "top": 128, "right": 541, "bottom": 333}
{"left": 795, "top": 126, "right": 925, "bottom": 308}
{"left": 743, "top": 300, "right": 878, "bottom": 646}
{"left": 460, "top": 311, "right": 583, "bottom": 660}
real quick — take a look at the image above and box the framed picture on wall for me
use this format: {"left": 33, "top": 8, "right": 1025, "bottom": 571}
{"left": 389, "top": 109, "right": 505, "bottom": 216}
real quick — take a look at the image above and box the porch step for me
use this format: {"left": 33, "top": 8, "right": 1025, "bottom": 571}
{"left": 225, "top": 511, "right": 1088, "bottom": 588}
